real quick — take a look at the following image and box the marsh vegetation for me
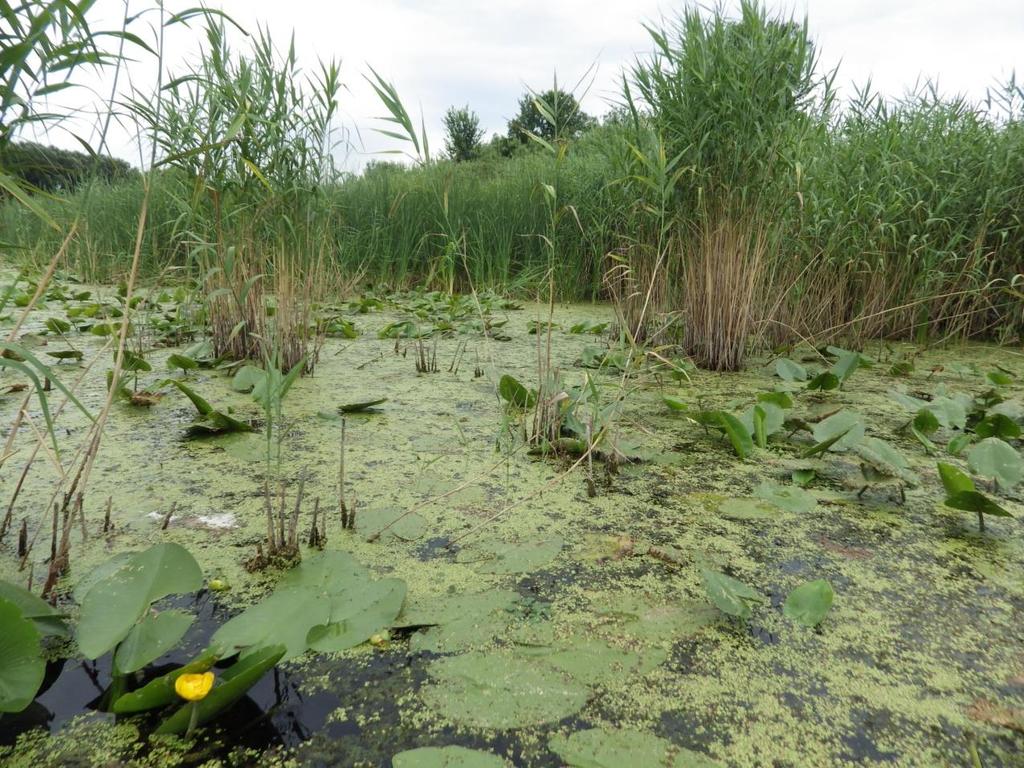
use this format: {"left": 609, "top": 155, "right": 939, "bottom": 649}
{"left": 1, "top": 2, "right": 1023, "bottom": 767}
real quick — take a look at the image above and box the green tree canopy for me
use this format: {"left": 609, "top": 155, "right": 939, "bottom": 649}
{"left": 442, "top": 105, "right": 484, "bottom": 161}
{"left": 507, "top": 88, "right": 595, "bottom": 144}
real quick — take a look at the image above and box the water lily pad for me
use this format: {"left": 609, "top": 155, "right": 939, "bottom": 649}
{"left": 0, "top": 598, "right": 44, "bottom": 713}
{"left": 541, "top": 639, "right": 667, "bottom": 686}
{"left": 307, "top": 578, "right": 407, "bottom": 652}
{"left": 811, "top": 410, "right": 864, "bottom": 452}
{"left": 783, "top": 579, "right": 834, "bottom": 627}
{"left": 356, "top": 506, "right": 427, "bottom": 541}
{"left": 549, "top": 728, "right": 722, "bottom": 768}
{"left": 591, "top": 597, "right": 718, "bottom": 643}
{"left": 718, "top": 498, "right": 778, "bottom": 520}
{"left": 398, "top": 589, "right": 522, "bottom": 653}
{"left": 701, "top": 569, "right": 761, "bottom": 619}
{"left": 422, "top": 650, "right": 589, "bottom": 728}
{"left": 456, "top": 535, "right": 563, "bottom": 574}
{"left": 393, "top": 746, "right": 510, "bottom": 768}
{"left": 968, "top": 437, "right": 1023, "bottom": 489}
{"left": 753, "top": 482, "right": 817, "bottom": 514}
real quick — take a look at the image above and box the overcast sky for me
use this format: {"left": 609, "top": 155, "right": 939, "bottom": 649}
{"left": 22, "top": 0, "right": 1024, "bottom": 172}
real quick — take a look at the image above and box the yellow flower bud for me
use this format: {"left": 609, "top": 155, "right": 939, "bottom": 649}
{"left": 175, "top": 671, "right": 215, "bottom": 702}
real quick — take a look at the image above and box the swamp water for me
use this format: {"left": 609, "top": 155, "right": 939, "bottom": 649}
{"left": 1, "top": 286, "right": 1023, "bottom": 767}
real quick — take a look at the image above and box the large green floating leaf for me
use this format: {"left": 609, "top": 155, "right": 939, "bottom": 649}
{"left": 590, "top": 596, "right": 718, "bottom": 643}
{"left": 0, "top": 598, "right": 45, "bottom": 714}
{"left": 307, "top": 578, "right": 407, "bottom": 652}
{"left": 783, "top": 580, "right": 834, "bottom": 627}
{"left": 422, "top": 650, "right": 589, "bottom": 728}
{"left": 112, "top": 650, "right": 219, "bottom": 714}
{"left": 811, "top": 410, "right": 864, "bottom": 453}
{"left": 77, "top": 543, "right": 203, "bottom": 659}
{"left": 538, "top": 638, "right": 667, "bottom": 687}
{"left": 854, "top": 437, "right": 917, "bottom": 486}
{"left": 392, "top": 746, "right": 510, "bottom": 768}
{"left": 397, "top": 589, "right": 522, "bottom": 654}
{"left": 213, "top": 587, "right": 330, "bottom": 661}
{"left": 753, "top": 482, "right": 817, "bottom": 514}
{"left": 549, "top": 728, "right": 722, "bottom": 768}
{"left": 701, "top": 569, "right": 761, "bottom": 620}
{"left": 0, "top": 580, "right": 68, "bottom": 638}
{"left": 774, "top": 358, "right": 807, "bottom": 382}
{"left": 718, "top": 498, "right": 777, "bottom": 521}
{"left": 356, "top": 506, "right": 426, "bottom": 541}
{"left": 113, "top": 609, "right": 195, "bottom": 674}
{"left": 155, "top": 645, "right": 285, "bottom": 735}
{"left": 456, "top": 536, "right": 563, "bottom": 574}
{"left": 968, "top": 438, "right": 1023, "bottom": 489}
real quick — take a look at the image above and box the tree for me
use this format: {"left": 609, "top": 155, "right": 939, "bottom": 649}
{"left": 442, "top": 105, "right": 484, "bottom": 162}
{"left": 506, "top": 88, "right": 595, "bottom": 144}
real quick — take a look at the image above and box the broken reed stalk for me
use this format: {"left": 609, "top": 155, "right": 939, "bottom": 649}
{"left": 287, "top": 476, "right": 305, "bottom": 549}
{"left": 161, "top": 501, "right": 176, "bottom": 530}
{"left": 307, "top": 497, "right": 324, "bottom": 548}
{"left": 103, "top": 496, "right": 112, "bottom": 534}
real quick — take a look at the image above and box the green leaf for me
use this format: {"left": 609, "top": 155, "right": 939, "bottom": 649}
{"left": 392, "top": 747, "right": 510, "bottom": 768}
{"left": 113, "top": 610, "right": 194, "bottom": 674}
{"left": 947, "top": 434, "right": 973, "bottom": 456}
{"left": 944, "top": 491, "right": 1012, "bottom": 518}
{"left": 975, "top": 413, "right": 1021, "bottom": 440}
{"left": 791, "top": 469, "right": 816, "bottom": 487}
{"left": 701, "top": 569, "right": 761, "bottom": 619}
{"left": 154, "top": 645, "right": 286, "bottom": 735}
{"left": 800, "top": 427, "right": 853, "bottom": 458}
{"left": 774, "top": 358, "right": 807, "bottom": 382}
{"left": 0, "top": 598, "right": 45, "bottom": 713}
{"left": 811, "top": 410, "right": 864, "bottom": 453}
{"left": 211, "top": 587, "right": 329, "bottom": 661}
{"left": 339, "top": 397, "right": 388, "bottom": 413}
{"left": 306, "top": 578, "right": 407, "bottom": 652}
{"left": 230, "top": 364, "right": 264, "bottom": 392}
{"left": 806, "top": 372, "right": 839, "bottom": 391}
{"left": 830, "top": 351, "right": 861, "bottom": 385}
{"left": 76, "top": 543, "right": 203, "bottom": 659}
{"left": 549, "top": 728, "right": 721, "bottom": 768}
{"left": 498, "top": 374, "right": 536, "bottom": 408}
{"left": 967, "top": 438, "right": 1023, "bottom": 489}
{"left": 937, "top": 462, "right": 975, "bottom": 495}
{"left": 166, "top": 354, "right": 198, "bottom": 372}
{"left": 914, "top": 408, "right": 940, "bottom": 436}
{"left": 754, "top": 482, "right": 816, "bottom": 514}
{"left": 715, "top": 411, "right": 753, "bottom": 458}
{"left": 757, "top": 391, "right": 793, "bottom": 409}
{"left": 166, "top": 379, "right": 213, "bottom": 415}
{"left": 662, "top": 395, "right": 688, "bottom": 412}
{"left": 752, "top": 405, "right": 767, "bottom": 449}
{"left": 0, "top": 580, "right": 67, "bottom": 638}
{"left": 783, "top": 580, "right": 834, "bottom": 627}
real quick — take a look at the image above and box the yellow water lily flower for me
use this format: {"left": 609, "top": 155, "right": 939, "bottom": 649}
{"left": 175, "top": 671, "right": 215, "bottom": 702}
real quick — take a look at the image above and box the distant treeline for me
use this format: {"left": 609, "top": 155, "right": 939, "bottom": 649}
{"left": 0, "top": 141, "right": 135, "bottom": 193}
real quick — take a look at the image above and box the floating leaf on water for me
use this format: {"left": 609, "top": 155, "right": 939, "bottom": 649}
{"left": 166, "top": 353, "right": 198, "bottom": 373}
{"left": 783, "top": 579, "right": 834, "bottom": 627}
{"left": 701, "top": 569, "right": 761, "bottom": 619}
{"left": 422, "top": 650, "right": 589, "bottom": 728}
{"left": 719, "top": 498, "right": 777, "bottom": 520}
{"left": 113, "top": 609, "right": 195, "bottom": 674}
{"left": 231, "top": 364, "right": 264, "bottom": 393}
{"left": 854, "top": 437, "right": 916, "bottom": 486}
{"left": 663, "top": 395, "right": 688, "bottom": 412}
{"left": 356, "top": 506, "right": 426, "bottom": 541}
{"left": 0, "top": 598, "right": 45, "bottom": 714}
{"left": 549, "top": 728, "right": 722, "bottom": 768}
{"left": 811, "top": 410, "right": 864, "bottom": 453}
{"left": 0, "top": 580, "right": 68, "bottom": 638}
{"left": 830, "top": 350, "right": 862, "bottom": 385}
{"left": 76, "top": 543, "right": 203, "bottom": 660}
{"left": 307, "top": 579, "right": 407, "bottom": 653}
{"left": 791, "top": 469, "right": 816, "bottom": 487}
{"left": 456, "top": 536, "right": 563, "bottom": 574}
{"left": 541, "top": 639, "right": 667, "bottom": 687}
{"left": 774, "top": 358, "right": 807, "bottom": 382}
{"left": 212, "top": 587, "right": 330, "bottom": 660}
{"left": 398, "top": 589, "right": 522, "bottom": 653}
{"left": 339, "top": 397, "right": 388, "bottom": 413}
{"left": 392, "top": 746, "right": 510, "bottom": 768}
{"left": 46, "top": 349, "right": 83, "bottom": 362}
{"left": 968, "top": 437, "right": 1023, "bottom": 489}
{"left": 947, "top": 434, "right": 973, "bottom": 456}
{"left": 757, "top": 391, "right": 793, "bottom": 409}
{"left": 754, "top": 482, "right": 817, "bottom": 514}
{"left": 987, "top": 370, "right": 1013, "bottom": 387}
{"left": 926, "top": 396, "right": 967, "bottom": 430}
